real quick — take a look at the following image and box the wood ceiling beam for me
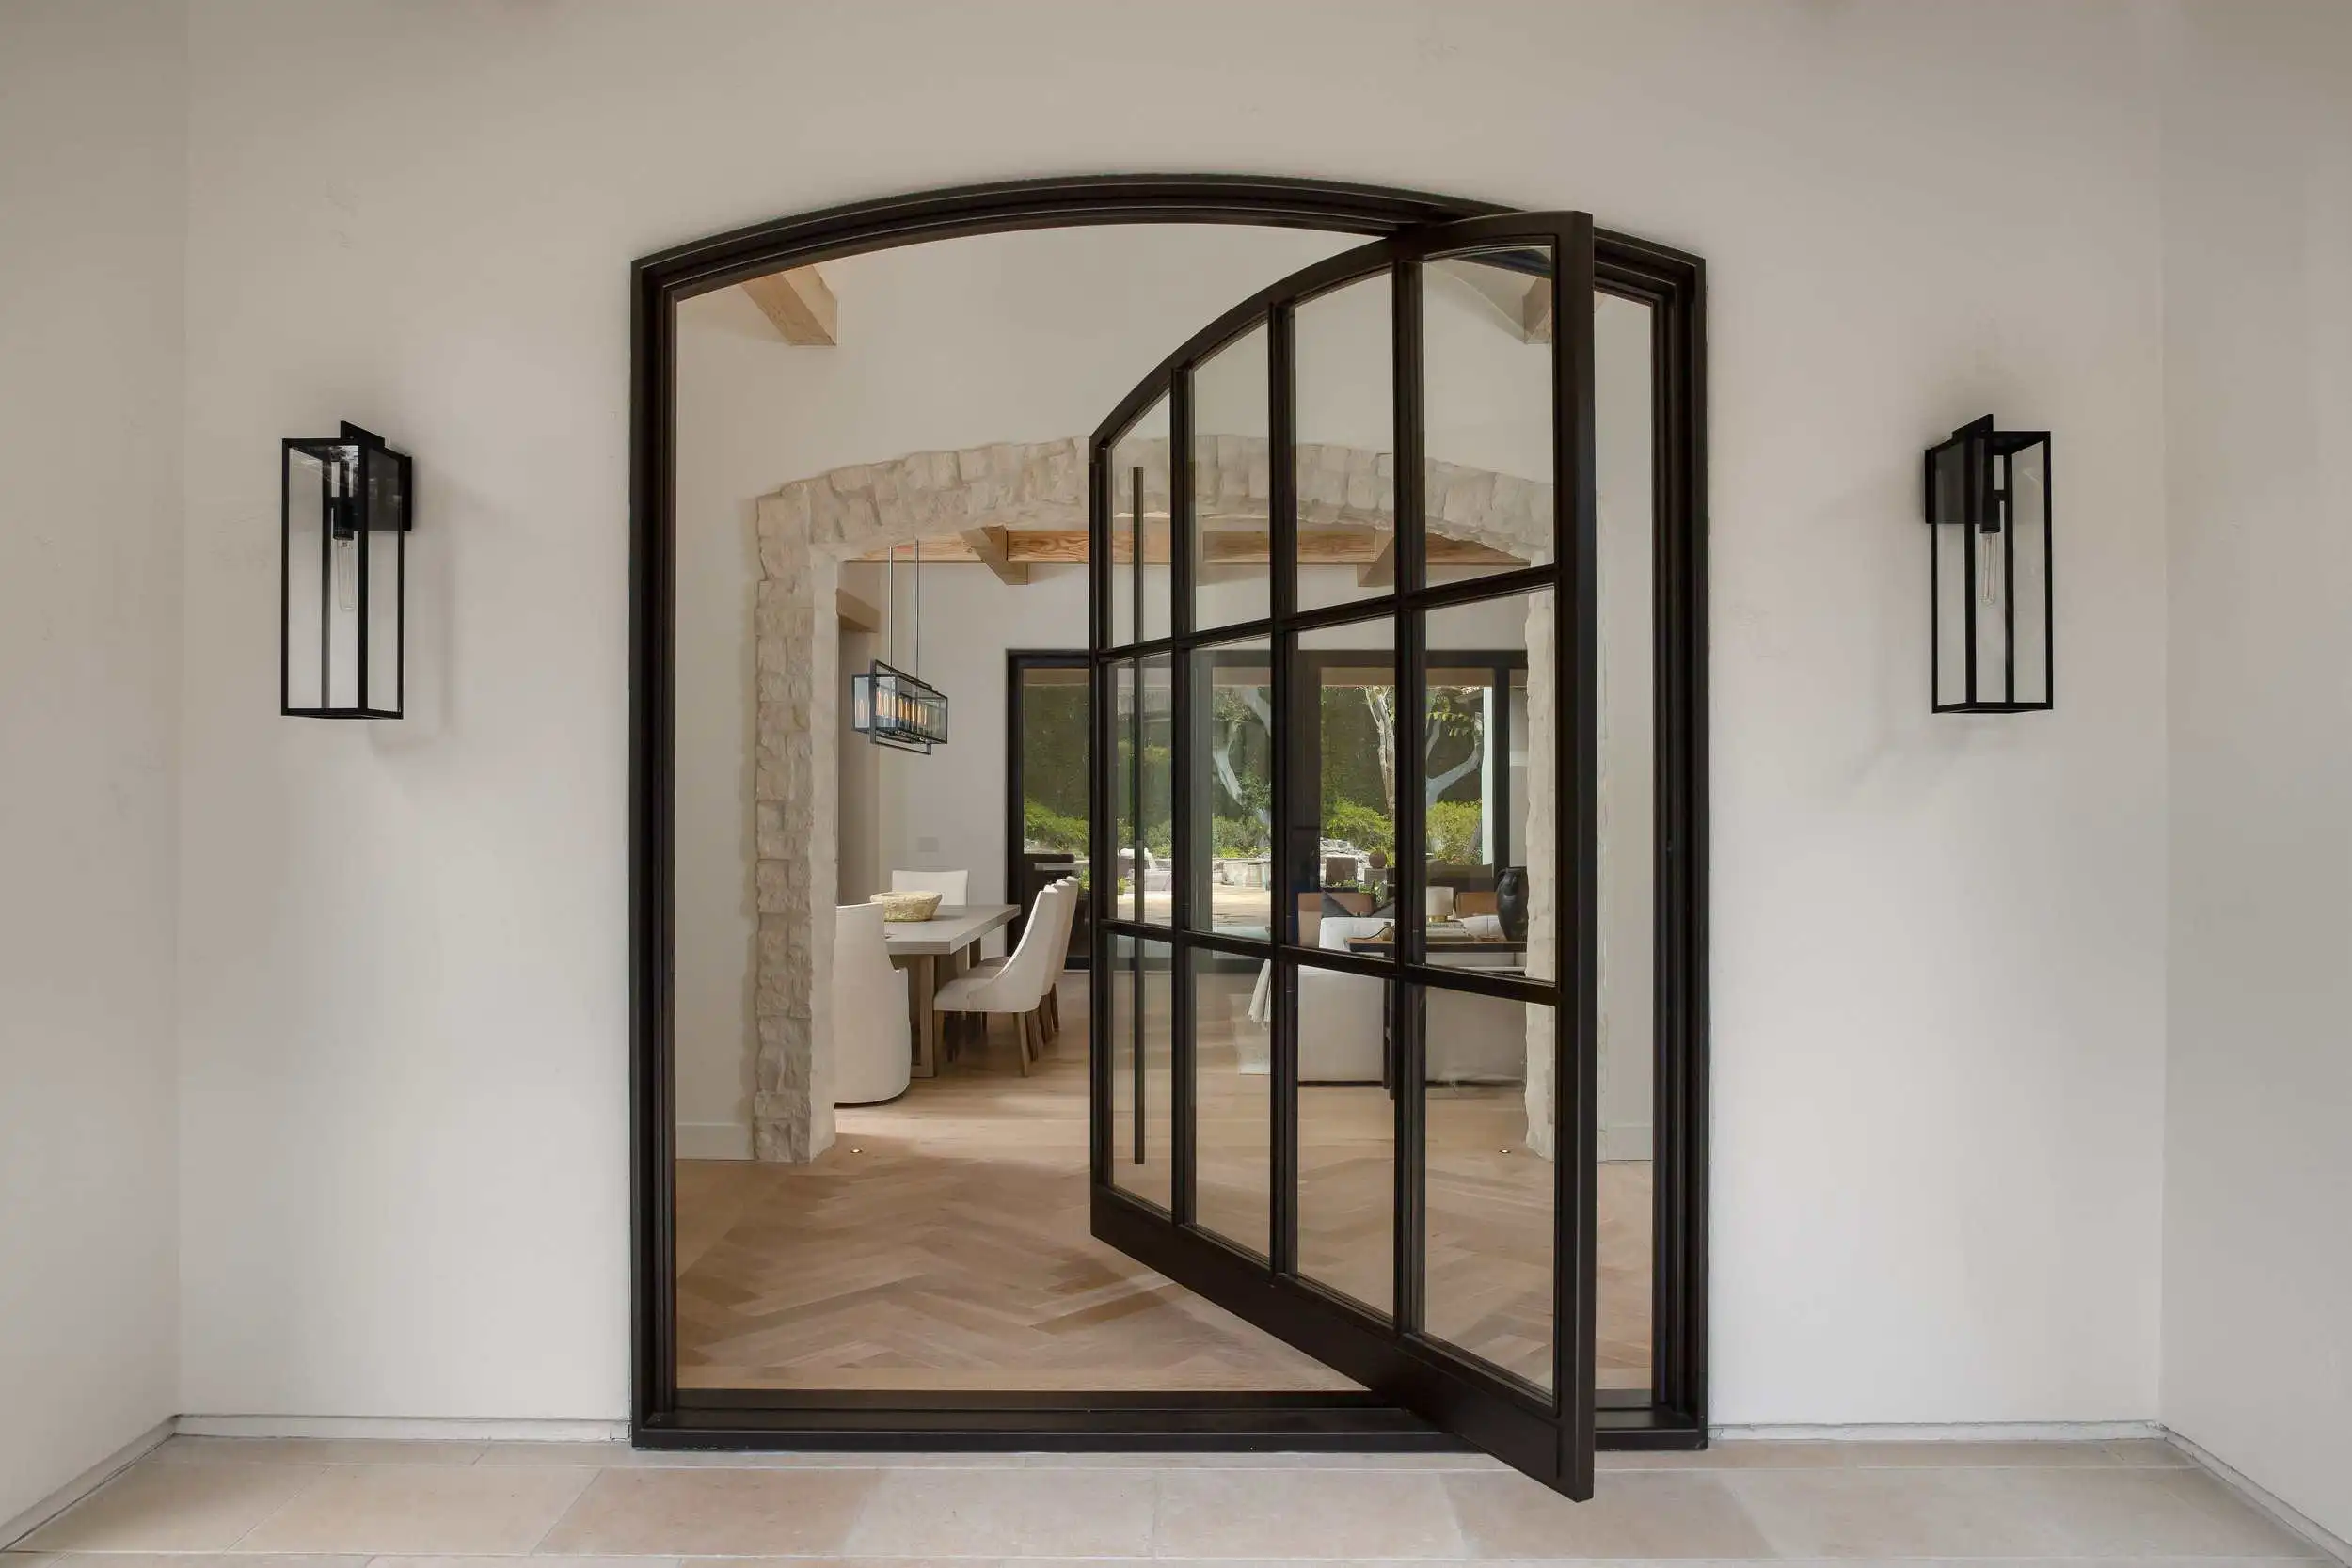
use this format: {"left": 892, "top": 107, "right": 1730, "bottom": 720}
{"left": 960, "top": 525, "right": 1030, "bottom": 585}
{"left": 741, "top": 265, "right": 838, "bottom": 345}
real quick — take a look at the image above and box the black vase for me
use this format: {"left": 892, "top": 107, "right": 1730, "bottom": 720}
{"left": 1496, "top": 865, "right": 1529, "bottom": 941}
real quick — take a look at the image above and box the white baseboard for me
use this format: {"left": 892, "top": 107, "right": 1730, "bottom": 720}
{"left": 1713, "top": 1418, "right": 2165, "bottom": 1442}
{"left": 176, "top": 1415, "right": 628, "bottom": 1443}
{"left": 2, "top": 1416, "right": 174, "bottom": 1549}
{"left": 675, "top": 1120, "right": 755, "bottom": 1161}
{"left": 2168, "top": 1428, "right": 2352, "bottom": 1565}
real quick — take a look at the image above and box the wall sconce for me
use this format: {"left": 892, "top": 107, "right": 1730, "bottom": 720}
{"left": 1923, "top": 416, "right": 2051, "bottom": 712}
{"left": 281, "top": 422, "right": 411, "bottom": 719}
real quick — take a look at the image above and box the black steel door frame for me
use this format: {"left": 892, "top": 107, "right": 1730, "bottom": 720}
{"left": 629, "top": 176, "right": 1708, "bottom": 1455}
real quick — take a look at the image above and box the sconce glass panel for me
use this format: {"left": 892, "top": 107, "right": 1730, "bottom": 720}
{"left": 1925, "top": 417, "right": 2051, "bottom": 713}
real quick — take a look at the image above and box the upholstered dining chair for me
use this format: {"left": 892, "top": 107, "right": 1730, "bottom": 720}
{"left": 832, "top": 901, "right": 912, "bottom": 1105}
{"left": 932, "top": 880, "right": 1068, "bottom": 1075}
{"left": 970, "top": 875, "right": 1077, "bottom": 1041}
{"left": 1039, "top": 874, "right": 1078, "bottom": 1039}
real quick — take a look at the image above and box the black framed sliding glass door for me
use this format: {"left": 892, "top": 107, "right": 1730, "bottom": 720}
{"left": 1089, "top": 214, "right": 1602, "bottom": 1497}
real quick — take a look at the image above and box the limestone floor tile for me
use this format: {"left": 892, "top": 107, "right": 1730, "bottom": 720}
{"left": 842, "top": 1468, "right": 1155, "bottom": 1559}
{"left": 1444, "top": 1469, "right": 1772, "bottom": 1559}
{"left": 1597, "top": 1440, "right": 1845, "bottom": 1471}
{"left": 371, "top": 1557, "right": 678, "bottom": 1568}
{"left": 1153, "top": 1467, "right": 1469, "bottom": 1559}
{"left": 697, "top": 1559, "right": 1016, "bottom": 1568}
{"left": 1022, "top": 1449, "right": 1502, "bottom": 1471}
{"left": 154, "top": 1438, "right": 492, "bottom": 1467}
{"left": 2006, "top": 1465, "right": 2325, "bottom": 1558}
{"left": 537, "top": 1467, "right": 879, "bottom": 1556}
{"left": 1832, "top": 1438, "right": 2121, "bottom": 1468}
{"left": 472, "top": 1444, "right": 999, "bottom": 1470}
{"left": 1723, "top": 1466, "right": 2059, "bottom": 1558}
{"left": 22, "top": 1461, "right": 327, "bottom": 1552}
{"left": 462, "top": 1443, "right": 636, "bottom": 1467}
{"left": 229, "top": 1464, "right": 593, "bottom": 1555}
{"left": 2099, "top": 1436, "right": 2195, "bottom": 1465}
{"left": 1, "top": 1557, "right": 359, "bottom": 1568}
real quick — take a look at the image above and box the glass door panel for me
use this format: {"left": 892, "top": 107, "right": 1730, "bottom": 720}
{"left": 1191, "top": 945, "right": 1271, "bottom": 1259}
{"left": 1423, "top": 988, "right": 1557, "bottom": 1393}
{"left": 1191, "top": 324, "right": 1272, "bottom": 632}
{"left": 1107, "top": 932, "right": 1176, "bottom": 1212}
{"left": 1292, "top": 620, "right": 1400, "bottom": 949}
{"left": 1108, "top": 394, "right": 1171, "bottom": 648}
{"left": 1423, "top": 249, "right": 1556, "bottom": 586}
{"left": 1295, "top": 962, "right": 1396, "bottom": 1317}
{"left": 1422, "top": 591, "right": 1550, "bottom": 982}
{"left": 1294, "top": 272, "right": 1396, "bottom": 615}
{"left": 1186, "top": 636, "right": 1274, "bottom": 939}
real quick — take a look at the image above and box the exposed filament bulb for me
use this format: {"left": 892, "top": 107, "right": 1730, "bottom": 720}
{"left": 333, "top": 532, "right": 359, "bottom": 612}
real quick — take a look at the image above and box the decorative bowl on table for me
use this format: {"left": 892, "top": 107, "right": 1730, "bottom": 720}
{"left": 873, "top": 890, "right": 943, "bottom": 923}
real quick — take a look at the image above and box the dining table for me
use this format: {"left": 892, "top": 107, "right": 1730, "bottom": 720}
{"left": 882, "top": 903, "right": 1018, "bottom": 1077}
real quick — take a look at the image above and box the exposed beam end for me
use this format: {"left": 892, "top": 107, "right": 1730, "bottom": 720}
{"left": 961, "top": 525, "right": 1031, "bottom": 585}
{"left": 742, "top": 265, "right": 838, "bottom": 345}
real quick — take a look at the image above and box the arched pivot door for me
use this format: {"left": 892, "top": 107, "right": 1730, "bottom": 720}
{"left": 1089, "top": 214, "right": 1601, "bottom": 1497}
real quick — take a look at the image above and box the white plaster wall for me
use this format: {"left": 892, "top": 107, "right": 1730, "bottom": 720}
{"left": 0, "top": 0, "right": 185, "bottom": 1524}
{"left": 169, "top": 0, "right": 2171, "bottom": 1427}
{"left": 2158, "top": 0, "right": 2352, "bottom": 1541}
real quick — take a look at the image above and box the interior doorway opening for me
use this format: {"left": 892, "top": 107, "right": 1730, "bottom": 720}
{"left": 637, "top": 178, "right": 1707, "bottom": 1492}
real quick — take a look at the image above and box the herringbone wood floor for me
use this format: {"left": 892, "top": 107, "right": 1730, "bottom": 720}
{"left": 677, "top": 973, "right": 1652, "bottom": 1392}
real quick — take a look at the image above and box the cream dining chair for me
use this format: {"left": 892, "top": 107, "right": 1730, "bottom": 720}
{"left": 971, "top": 875, "right": 1077, "bottom": 1040}
{"left": 931, "top": 879, "right": 1069, "bottom": 1075}
{"left": 832, "top": 901, "right": 912, "bottom": 1104}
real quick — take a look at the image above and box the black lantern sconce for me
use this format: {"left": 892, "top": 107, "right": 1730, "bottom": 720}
{"left": 1923, "top": 416, "right": 2052, "bottom": 712}
{"left": 281, "top": 422, "right": 411, "bottom": 719}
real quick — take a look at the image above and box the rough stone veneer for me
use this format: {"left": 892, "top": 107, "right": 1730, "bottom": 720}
{"left": 750, "top": 436, "right": 1553, "bottom": 1162}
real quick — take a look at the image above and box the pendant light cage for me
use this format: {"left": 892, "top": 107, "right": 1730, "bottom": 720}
{"left": 850, "top": 541, "right": 950, "bottom": 752}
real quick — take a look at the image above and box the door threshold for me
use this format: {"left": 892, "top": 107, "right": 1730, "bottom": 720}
{"left": 644, "top": 1390, "right": 1702, "bottom": 1451}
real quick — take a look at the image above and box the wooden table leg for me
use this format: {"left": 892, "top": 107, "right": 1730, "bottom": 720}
{"left": 907, "top": 953, "right": 937, "bottom": 1078}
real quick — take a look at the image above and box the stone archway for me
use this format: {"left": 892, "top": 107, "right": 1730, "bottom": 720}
{"left": 748, "top": 436, "right": 1553, "bottom": 1162}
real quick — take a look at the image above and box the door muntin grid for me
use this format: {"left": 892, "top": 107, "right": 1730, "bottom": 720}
{"left": 1089, "top": 215, "right": 1599, "bottom": 1487}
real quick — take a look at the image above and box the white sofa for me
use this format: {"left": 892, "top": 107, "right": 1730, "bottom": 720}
{"left": 1244, "top": 917, "right": 1528, "bottom": 1085}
